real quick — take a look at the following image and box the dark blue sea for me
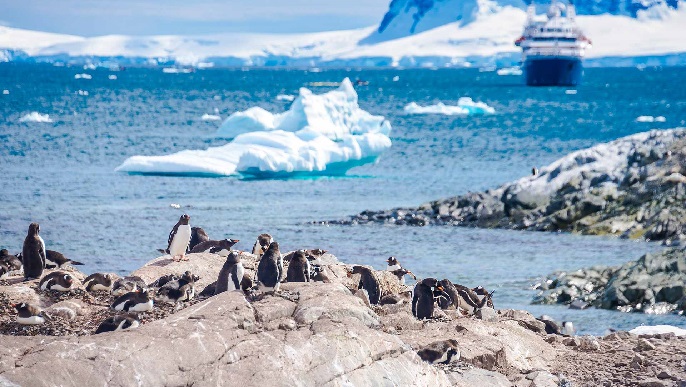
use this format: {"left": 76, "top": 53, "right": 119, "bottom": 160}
{"left": 1, "top": 63, "right": 685, "bottom": 334}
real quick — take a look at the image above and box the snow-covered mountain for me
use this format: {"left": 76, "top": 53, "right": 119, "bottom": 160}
{"left": 1, "top": 0, "right": 685, "bottom": 68}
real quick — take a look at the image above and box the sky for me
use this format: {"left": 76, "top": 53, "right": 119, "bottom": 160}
{"left": 0, "top": 0, "right": 390, "bottom": 36}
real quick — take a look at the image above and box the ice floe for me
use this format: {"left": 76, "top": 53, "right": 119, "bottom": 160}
{"left": 636, "top": 115, "right": 666, "bottom": 123}
{"left": 77, "top": 90, "right": 89, "bottom": 96}
{"left": 108, "top": 75, "right": 117, "bottom": 80}
{"left": 74, "top": 73, "right": 92, "bottom": 80}
{"left": 201, "top": 114, "right": 221, "bottom": 121}
{"left": 2, "top": 89, "right": 8, "bottom": 95}
{"left": 115, "top": 78, "right": 392, "bottom": 178}
{"left": 630, "top": 325, "right": 686, "bottom": 336}
{"left": 19, "top": 112, "right": 53, "bottom": 123}
{"left": 276, "top": 94, "right": 295, "bottom": 102}
{"left": 496, "top": 67, "right": 522, "bottom": 76}
{"left": 217, "top": 78, "right": 391, "bottom": 140}
{"left": 404, "top": 98, "right": 495, "bottom": 115}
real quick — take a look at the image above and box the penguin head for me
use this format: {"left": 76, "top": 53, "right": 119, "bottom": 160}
{"left": 293, "top": 250, "right": 307, "bottom": 263}
{"left": 266, "top": 241, "right": 279, "bottom": 255}
{"left": 28, "top": 222, "right": 40, "bottom": 236}
{"left": 63, "top": 274, "right": 73, "bottom": 286}
{"left": 0, "top": 249, "right": 8, "bottom": 256}
{"left": 13, "top": 302, "right": 28, "bottom": 312}
{"left": 225, "top": 251, "right": 241, "bottom": 265}
{"left": 179, "top": 214, "right": 190, "bottom": 225}
{"left": 220, "top": 239, "right": 240, "bottom": 249}
{"left": 386, "top": 256, "right": 398, "bottom": 266}
{"left": 181, "top": 271, "right": 195, "bottom": 283}
{"left": 348, "top": 265, "right": 365, "bottom": 277}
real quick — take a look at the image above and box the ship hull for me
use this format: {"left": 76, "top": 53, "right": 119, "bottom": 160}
{"left": 524, "top": 57, "right": 583, "bottom": 86}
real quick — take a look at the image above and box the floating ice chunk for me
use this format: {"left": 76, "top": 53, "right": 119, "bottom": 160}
{"left": 218, "top": 78, "right": 391, "bottom": 140}
{"left": 170, "top": 203, "right": 181, "bottom": 209}
{"left": 77, "top": 90, "right": 89, "bottom": 96}
{"left": 636, "top": 115, "right": 666, "bottom": 122}
{"left": 197, "top": 62, "right": 214, "bottom": 69}
{"left": 115, "top": 129, "right": 391, "bottom": 178}
{"left": 201, "top": 114, "right": 221, "bottom": 121}
{"left": 108, "top": 75, "right": 117, "bottom": 80}
{"left": 2, "top": 89, "right": 8, "bottom": 95}
{"left": 404, "top": 98, "right": 495, "bottom": 115}
{"left": 74, "top": 73, "right": 92, "bottom": 80}
{"left": 565, "top": 90, "right": 578, "bottom": 95}
{"left": 276, "top": 94, "right": 295, "bottom": 102}
{"left": 496, "top": 67, "right": 522, "bottom": 76}
{"left": 19, "top": 112, "right": 53, "bottom": 123}
{"left": 392, "top": 76, "right": 400, "bottom": 82}
{"left": 630, "top": 325, "right": 686, "bottom": 336}
{"left": 83, "top": 63, "right": 97, "bottom": 70}
{"left": 163, "top": 67, "right": 193, "bottom": 74}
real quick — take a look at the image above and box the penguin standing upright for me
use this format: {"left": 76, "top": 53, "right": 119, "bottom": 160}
{"left": 215, "top": 251, "right": 245, "bottom": 294}
{"left": 256, "top": 241, "right": 283, "bottom": 292}
{"left": 349, "top": 266, "right": 381, "bottom": 304}
{"left": 385, "top": 257, "right": 417, "bottom": 285}
{"left": 286, "top": 250, "right": 310, "bottom": 282}
{"left": 412, "top": 278, "right": 449, "bottom": 320}
{"left": 165, "top": 214, "right": 192, "bottom": 261}
{"left": 252, "top": 234, "right": 273, "bottom": 257}
{"left": 22, "top": 223, "right": 46, "bottom": 280}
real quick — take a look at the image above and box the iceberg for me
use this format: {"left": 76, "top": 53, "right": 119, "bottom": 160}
{"left": 404, "top": 98, "right": 495, "bottom": 115}
{"left": 74, "top": 73, "right": 92, "bottom": 79}
{"left": 115, "top": 78, "right": 393, "bottom": 178}
{"left": 496, "top": 67, "right": 523, "bottom": 76}
{"left": 201, "top": 114, "right": 221, "bottom": 121}
{"left": 19, "top": 112, "right": 53, "bottom": 123}
{"left": 636, "top": 115, "right": 666, "bottom": 122}
{"left": 217, "top": 79, "right": 391, "bottom": 140}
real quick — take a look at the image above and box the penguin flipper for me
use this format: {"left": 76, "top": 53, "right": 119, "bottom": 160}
{"left": 68, "top": 260, "right": 84, "bottom": 266}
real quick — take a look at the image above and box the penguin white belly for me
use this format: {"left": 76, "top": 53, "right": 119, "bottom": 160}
{"left": 214, "top": 249, "right": 230, "bottom": 256}
{"left": 169, "top": 225, "right": 191, "bottom": 256}
{"left": 117, "top": 320, "right": 140, "bottom": 331}
{"left": 230, "top": 264, "right": 245, "bottom": 291}
{"left": 90, "top": 283, "right": 111, "bottom": 291}
{"left": 51, "top": 284, "right": 72, "bottom": 292}
{"left": 17, "top": 316, "right": 45, "bottom": 325}
{"left": 130, "top": 299, "right": 154, "bottom": 312}
{"left": 387, "top": 264, "right": 401, "bottom": 271}
{"left": 39, "top": 281, "right": 51, "bottom": 290}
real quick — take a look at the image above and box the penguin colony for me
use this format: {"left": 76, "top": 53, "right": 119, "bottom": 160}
{"left": 2, "top": 216, "right": 575, "bottom": 364}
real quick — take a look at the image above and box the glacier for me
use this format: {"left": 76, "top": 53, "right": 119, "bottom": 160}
{"left": 0, "top": 0, "right": 685, "bottom": 68}
{"left": 115, "top": 78, "right": 393, "bottom": 178}
{"left": 404, "top": 98, "right": 496, "bottom": 115}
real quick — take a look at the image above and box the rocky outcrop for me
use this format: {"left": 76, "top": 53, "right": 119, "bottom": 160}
{"left": 325, "top": 129, "right": 686, "bottom": 244}
{"left": 533, "top": 247, "right": 686, "bottom": 314}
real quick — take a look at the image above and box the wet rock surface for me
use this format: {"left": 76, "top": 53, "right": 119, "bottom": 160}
{"left": 323, "top": 129, "right": 686, "bottom": 244}
{"left": 533, "top": 247, "right": 686, "bottom": 314}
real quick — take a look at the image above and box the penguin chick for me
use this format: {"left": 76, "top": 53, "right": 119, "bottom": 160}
{"left": 22, "top": 222, "right": 46, "bottom": 281}
{"left": 252, "top": 233, "right": 273, "bottom": 257}
{"left": 215, "top": 252, "right": 244, "bottom": 294}
{"left": 111, "top": 276, "right": 148, "bottom": 296}
{"left": 348, "top": 266, "right": 381, "bottom": 305}
{"left": 39, "top": 271, "right": 75, "bottom": 292}
{"left": 256, "top": 241, "right": 283, "bottom": 292}
{"left": 95, "top": 314, "right": 140, "bottom": 334}
{"left": 416, "top": 339, "right": 460, "bottom": 364}
{"left": 286, "top": 250, "right": 310, "bottom": 282}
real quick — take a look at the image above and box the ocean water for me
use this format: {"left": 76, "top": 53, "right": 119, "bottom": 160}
{"left": 2, "top": 63, "right": 685, "bottom": 335}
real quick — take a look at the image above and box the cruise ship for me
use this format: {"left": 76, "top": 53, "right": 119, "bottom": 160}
{"left": 515, "top": 1, "right": 591, "bottom": 86}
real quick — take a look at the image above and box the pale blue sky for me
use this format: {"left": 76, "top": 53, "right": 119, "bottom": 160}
{"left": 0, "top": 0, "right": 390, "bottom": 36}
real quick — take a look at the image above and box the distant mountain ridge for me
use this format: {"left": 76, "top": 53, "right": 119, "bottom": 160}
{"left": 0, "top": 0, "right": 685, "bottom": 68}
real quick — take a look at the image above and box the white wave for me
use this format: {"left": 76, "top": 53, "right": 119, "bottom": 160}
{"left": 636, "top": 115, "right": 666, "bottom": 122}
{"left": 115, "top": 78, "right": 392, "bottom": 178}
{"left": 162, "top": 67, "right": 193, "bottom": 74}
{"left": 496, "top": 67, "right": 522, "bottom": 76}
{"left": 276, "top": 94, "right": 295, "bottom": 102}
{"left": 74, "top": 73, "right": 92, "bottom": 79}
{"left": 218, "top": 78, "right": 391, "bottom": 140}
{"left": 19, "top": 112, "right": 53, "bottom": 123}
{"left": 201, "top": 114, "right": 222, "bottom": 121}
{"left": 630, "top": 325, "right": 686, "bottom": 336}
{"left": 404, "top": 98, "right": 495, "bottom": 115}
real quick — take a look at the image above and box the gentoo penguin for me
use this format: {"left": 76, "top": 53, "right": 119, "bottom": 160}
{"left": 348, "top": 266, "right": 381, "bottom": 305}
{"left": 155, "top": 271, "right": 196, "bottom": 303}
{"left": 45, "top": 250, "right": 84, "bottom": 269}
{"left": 412, "top": 278, "right": 450, "bottom": 320}
{"left": 256, "top": 241, "right": 283, "bottom": 292}
{"left": 83, "top": 273, "right": 116, "bottom": 292}
{"left": 532, "top": 166, "right": 539, "bottom": 176}
{"left": 252, "top": 233, "right": 273, "bottom": 257}
{"left": 0, "top": 261, "right": 9, "bottom": 278}
{"left": 95, "top": 314, "right": 140, "bottom": 334}
{"left": 39, "top": 271, "right": 75, "bottom": 292}
{"left": 188, "top": 226, "right": 210, "bottom": 252}
{"left": 190, "top": 238, "right": 239, "bottom": 255}
{"left": 286, "top": 250, "right": 310, "bottom": 283}
{"left": 437, "top": 279, "right": 460, "bottom": 310}
{"left": 471, "top": 286, "right": 495, "bottom": 309}
{"left": 164, "top": 214, "right": 192, "bottom": 261}
{"left": 537, "top": 315, "right": 575, "bottom": 336}
{"left": 14, "top": 302, "right": 48, "bottom": 325}
{"left": 112, "top": 290, "right": 154, "bottom": 312}
{"left": 0, "top": 249, "right": 22, "bottom": 271}
{"left": 215, "top": 252, "right": 245, "bottom": 294}
{"left": 22, "top": 222, "right": 46, "bottom": 280}
{"left": 380, "top": 291, "right": 412, "bottom": 305}
{"left": 111, "top": 276, "right": 148, "bottom": 296}
{"left": 416, "top": 339, "right": 460, "bottom": 364}
{"left": 386, "top": 257, "right": 417, "bottom": 285}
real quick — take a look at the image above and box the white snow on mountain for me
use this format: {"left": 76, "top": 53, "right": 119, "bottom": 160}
{"left": 1, "top": 3, "right": 685, "bottom": 67}
{"left": 115, "top": 78, "right": 392, "bottom": 178}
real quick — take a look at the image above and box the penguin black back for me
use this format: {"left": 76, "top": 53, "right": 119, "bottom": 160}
{"left": 216, "top": 252, "right": 244, "bottom": 294}
{"left": 412, "top": 278, "right": 448, "bottom": 320}
{"left": 350, "top": 266, "right": 381, "bottom": 304}
{"left": 256, "top": 241, "right": 282, "bottom": 291}
{"left": 95, "top": 314, "right": 140, "bottom": 334}
{"left": 286, "top": 250, "right": 310, "bottom": 283}
{"left": 252, "top": 233, "right": 273, "bottom": 257}
{"left": 22, "top": 222, "right": 46, "bottom": 280}
{"left": 188, "top": 227, "right": 210, "bottom": 252}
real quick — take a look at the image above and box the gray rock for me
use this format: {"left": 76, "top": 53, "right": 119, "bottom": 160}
{"left": 475, "top": 307, "right": 498, "bottom": 322}
{"left": 635, "top": 338, "right": 657, "bottom": 351}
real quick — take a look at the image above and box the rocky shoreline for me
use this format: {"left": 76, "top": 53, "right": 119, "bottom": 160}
{"left": 533, "top": 247, "right": 686, "bottom": 315}
{"left": 1, "top": 249, "right": 686, "bottom": 386}
{"left": 322, "top": 129, "right": 686, "bottom": 244}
